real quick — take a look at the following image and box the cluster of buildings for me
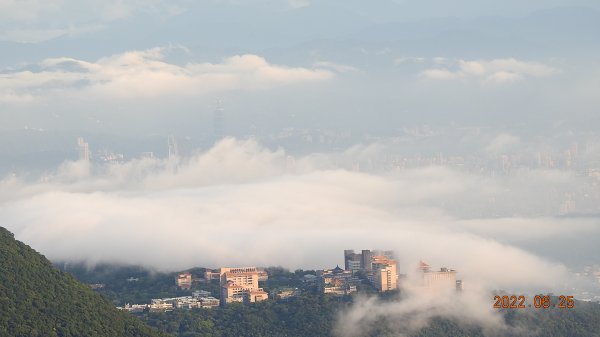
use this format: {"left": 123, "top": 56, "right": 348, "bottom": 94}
{"left": 204, "top": 267, "right": 270, "bottom": 305}
{"left": 272, "top": 288, "right": 302, "bottom": 300}
{"left": 332, "top": 249, "right": 462, "bottom": 294}
{"left": 318, "top": 266, "right": 357, "bottom": 295}
{"left": 178, "top": 267, "right": 271, "bottom": 306}
{"left": 117, "top": 251, "right": 463, "bottom": 313}
{"left": 186, "top": 251, "right": 460, "bottom": 307}
{"left": 175, "top": 267, "right": 272, "bottom": 306}
{"left": 118, "top": 290, "right": 220, "bottom": 313}
{"left": 337, "top": 249, "right": 398, "bottom": 293}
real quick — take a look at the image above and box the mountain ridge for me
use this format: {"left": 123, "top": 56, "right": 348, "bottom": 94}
{"left": 0, "top": 226, "right": 167, "bottom": 337}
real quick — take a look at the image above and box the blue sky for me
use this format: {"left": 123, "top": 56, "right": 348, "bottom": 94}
{"left": 2, "top": 0, "right": 599, "bottom": 44}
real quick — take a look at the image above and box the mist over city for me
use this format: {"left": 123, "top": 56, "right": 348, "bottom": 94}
{"left": 1, "top": 1, "right": 600, "bottom": 336}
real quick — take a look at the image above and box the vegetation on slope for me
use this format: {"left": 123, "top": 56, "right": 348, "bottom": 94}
{"left": 0, "top": 227, "right": 167, "bottom": 337}
{"left": 53, "top": 253, "right": 600, "bottom": 337}
{"left": 138, "top": 295, "right": 600, "bottom": 337}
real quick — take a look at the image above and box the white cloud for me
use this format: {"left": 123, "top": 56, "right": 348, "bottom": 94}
{"left": 484, "top": 133, "right": 520, "bottom": 153}
{"left": 0, "top": 138, "right": 595, "bottom": 289}
{"left": 420, "top": 68, "right": 461, "bottom": 80}
{"left": 2, "top": 137, "right": 599, "bottom": 332}
{"left": 335, "top": 288, "right": 506, "bottom": 337}
{"left": 484, "top": 71, "right": 522, "bottom": 84}
{"left": 420, "top": 58, "right": 558, "bottom": 84}
{"left": 0, "top": 48, "right": 334, "bottom": 102}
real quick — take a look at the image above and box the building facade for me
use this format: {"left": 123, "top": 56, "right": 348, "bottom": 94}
{"left": 219, "top": 267, "right": 269, "bottom": 305}
{"left": 419, "top": 261, "right": 462, "bottom": 292}
{"left": 176, "top": 272, "right": 192, "bottom": 290}
{"left": 371, "top": 256, "right": 398, "bottom": 292}
{"left": 344, "top": 250, "right": 363, "bottom": 272}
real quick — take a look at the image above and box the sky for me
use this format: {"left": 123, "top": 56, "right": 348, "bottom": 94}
{"left": 1, "top": 1, "right": 600, "bottom": 334}
{"left": 2, "top": 0, "right": 600, "bottom": 144}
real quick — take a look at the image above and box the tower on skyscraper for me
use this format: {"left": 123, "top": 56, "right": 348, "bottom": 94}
{"left": 77, "top": 137, "right": 90, "bottom": 161}
{"left": 213, "top": 100, "right": 224, "bottom": 141}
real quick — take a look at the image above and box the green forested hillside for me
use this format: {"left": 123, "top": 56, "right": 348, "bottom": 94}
{"left": 0, "top": 227, "right": 167, "bottom": 337}
{"left": 5, "top": 228, "right": 599, "bottom": 337}
{"left": 138, "top": 295, "right": 600, "bottom": 337}
{"left": 61, "top": 262, "right": 600, "bottom": 337}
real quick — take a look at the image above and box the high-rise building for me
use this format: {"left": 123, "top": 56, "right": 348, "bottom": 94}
{"left": 371, "top": 255, "right": 398, "bottom": 292}
{"left": 77, "top": 137, "right": 90, "bottom": 161}
{"left": 455, "top": 280, "right": 464, "bottom": 292}
{"left": 419, "top": 261, "right": 460, "bottom": 291}
{"left": 361, "top": 250, "right": 373, "bottom": 271}
{"left": 219, "top": 267, "right": 268, "bottom": 305}
{"left": 344, "top": 250, "right": 362, "bottom": 272}
{"left": 168, "top": 135, "right": 179, "bottom": 160}
{"left": 374, "top": 263, "right": 397, "bottom": 292}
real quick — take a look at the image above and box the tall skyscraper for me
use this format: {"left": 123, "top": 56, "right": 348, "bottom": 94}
{"left": 77, "top": 137, "right": 90, "bottom": 161}
{"left": 374, "top": 262, "right": 397, "bottom": 292}
{"left": 361, "top": 250, "right": 373, "bottom": 271}
{"left": 167, "top": 135, "right": 179, "bottom": 160}
{"left": 371, "top": 255, "right": 398, "bottom": 292}
{"left": 344, "top": 250, "right": 362, "bottom": 272}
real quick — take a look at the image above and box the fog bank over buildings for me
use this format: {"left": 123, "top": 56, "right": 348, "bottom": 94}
{"left": 1, "top": 139, "right": 598, "bottom": 296}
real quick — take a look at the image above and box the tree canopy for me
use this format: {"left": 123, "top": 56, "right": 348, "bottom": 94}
{"left": 0, "top": 227, "right": 166, "bottom": 337}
